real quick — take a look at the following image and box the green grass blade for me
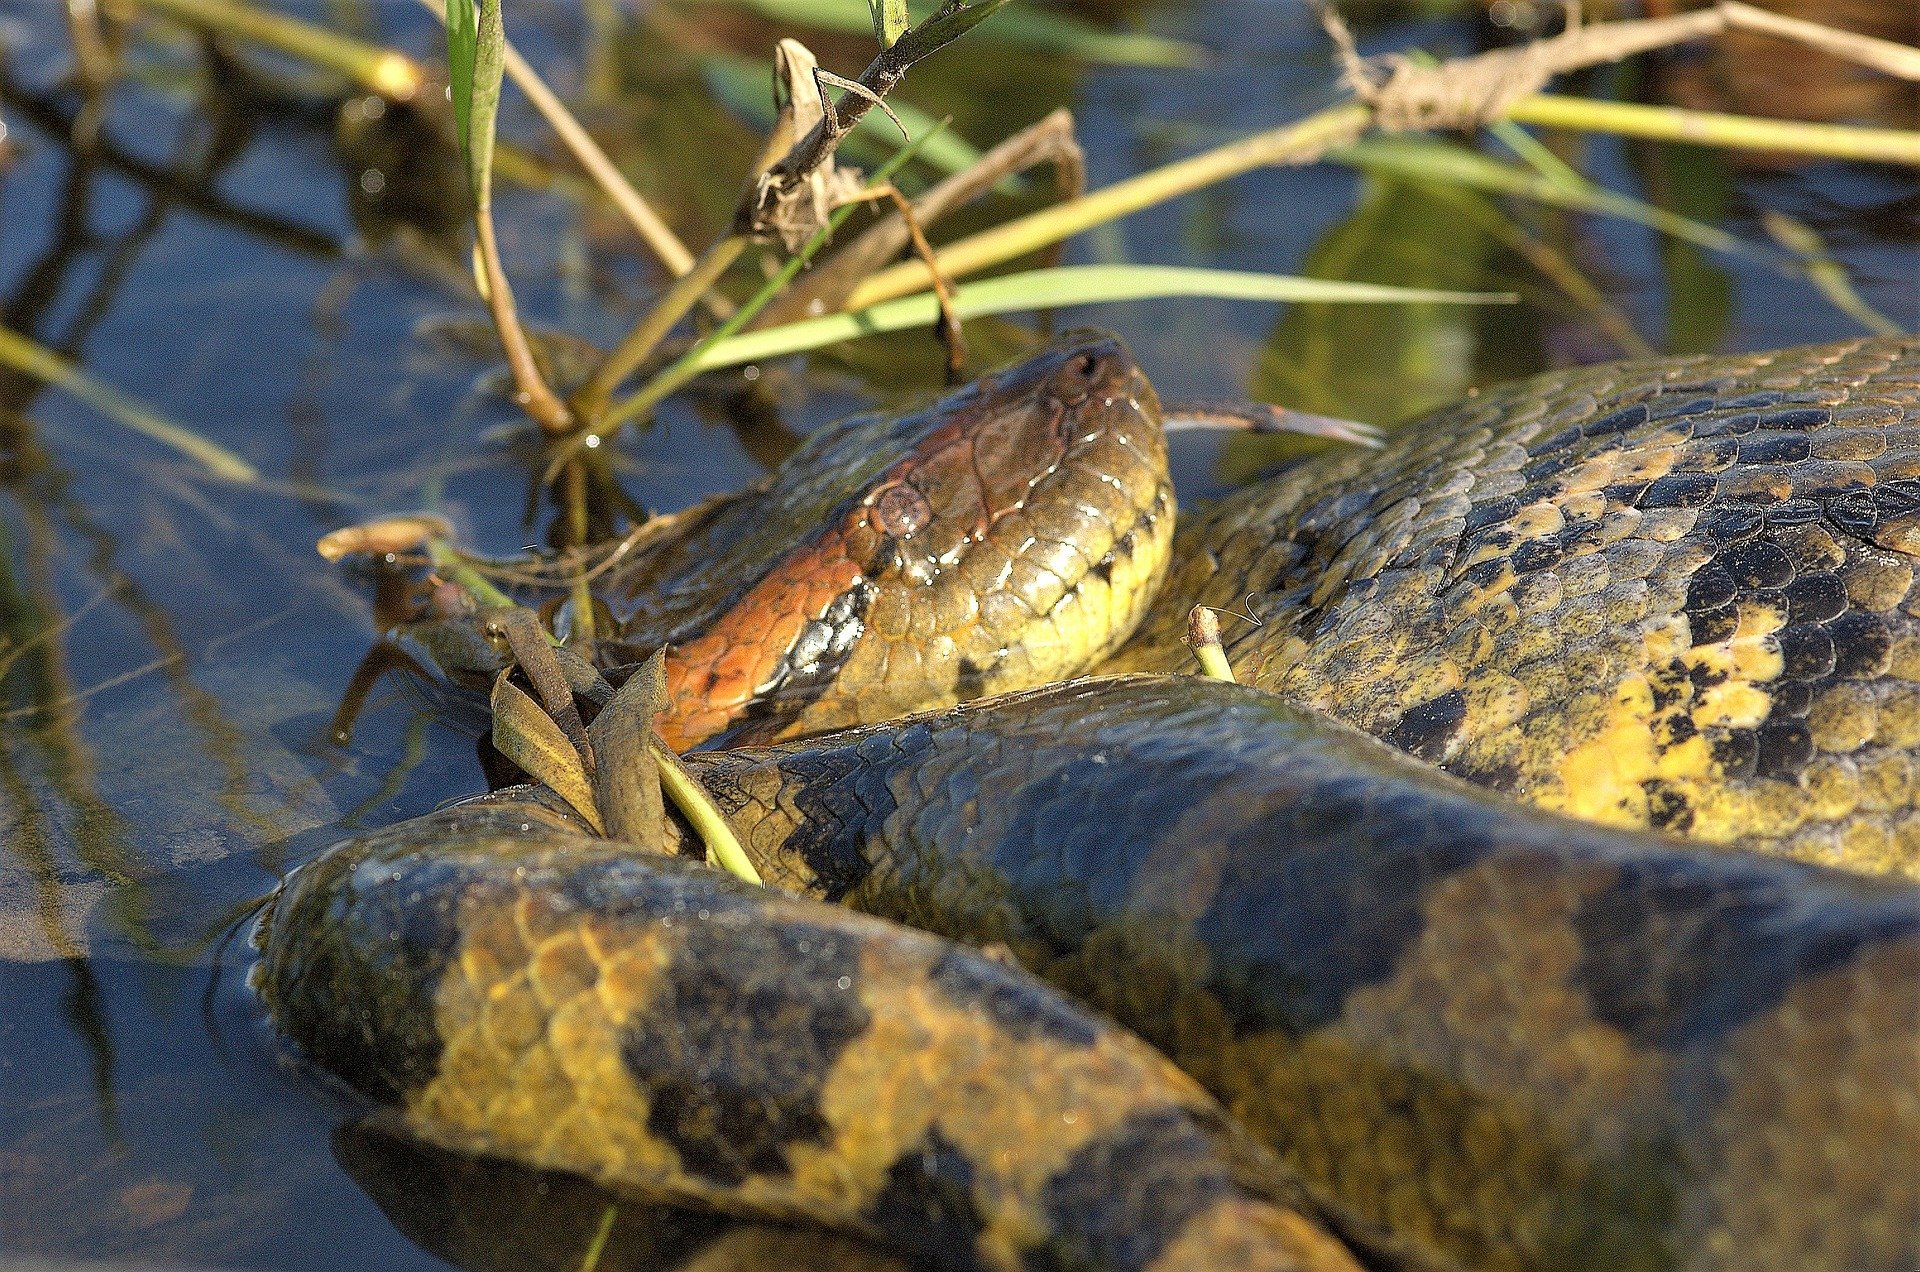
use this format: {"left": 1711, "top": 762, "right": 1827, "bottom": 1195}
{"left": 1328, "top": 136, "right": 1756, "bottom": 260}
{"left": 446, "top": 0, "right": 477, "bottom": 181}
{"left": 683, "top": 265, "right": 1513, "bottom": 372}
{"left": 0, "top": 325, "right": 259, "bottom": 483}
{"left": 680, "top": 0, "right": 1204, "bottom": 67}
{"left": 1485, "top": 119, "right": 1587, "bottom": 192}
{"left": 596, "top": 126, "right": 945, "bottom": 435}
{"left": 446, "top": 0, "right": 505, "bottom": 202}
{"left": 470, "top": 0, "right": 506, "bottom": 203}
{"left": 870, "top": 0, "right": 908, "bottom": 46}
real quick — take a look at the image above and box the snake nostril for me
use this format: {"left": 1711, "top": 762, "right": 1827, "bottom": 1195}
{"left": 1051, "top": 349, "right": 1106, "bottom": 406}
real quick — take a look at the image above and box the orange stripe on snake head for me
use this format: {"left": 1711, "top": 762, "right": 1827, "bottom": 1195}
{"left": 653, "top": 332, "right": 1163, "bottom": 751}
{"left": 656, "top": 526, "right": 869, "bottom": 751}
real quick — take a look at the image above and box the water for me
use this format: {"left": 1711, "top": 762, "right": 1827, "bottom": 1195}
{"left": 0, "top": 0, "right": 1913, "bottom": 1266}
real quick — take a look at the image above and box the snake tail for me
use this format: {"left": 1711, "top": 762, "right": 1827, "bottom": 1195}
{"left": 253, "top": 799, "right": 1361, "bottom": 1272}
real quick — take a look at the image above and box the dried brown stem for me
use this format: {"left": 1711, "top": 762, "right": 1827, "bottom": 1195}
{"left": 840, "top": 183, "right": 968, "bottom": 379}
{"left": 412, "top": 0, "right": 703, "bottom": 285}
{"left": 474, "top": 211, "right": 572, "bottom": 433}
{"left": 759, "top": 108, "right": 1084, "bottom": 328}
{"left": 741, "top": 0, "right": 1013, "bottom": 242}
{"left": 571, "top": 234, "right": 747, "bottom": 423}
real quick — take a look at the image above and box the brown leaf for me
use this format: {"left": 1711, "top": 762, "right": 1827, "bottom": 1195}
{"left": 491, "top": 676, "right": 602, "bottom": 832}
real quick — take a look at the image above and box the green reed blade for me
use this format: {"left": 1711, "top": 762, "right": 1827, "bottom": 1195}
{"left": 0, "top": 325, "right": 258, "bottom": 483}
{"left": 679, "top": 265, "right": 1513, "bottom": 372}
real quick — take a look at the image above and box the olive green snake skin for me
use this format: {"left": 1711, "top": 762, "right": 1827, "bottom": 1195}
{"left": 261, "top": 336, "right": 1920, "bottom": 1271}
{"left": 1111, "top": 337, "right": 1920, "bottom": 875}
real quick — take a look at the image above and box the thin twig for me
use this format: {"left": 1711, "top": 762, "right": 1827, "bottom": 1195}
{"left": 758, "top": 108, "right": 1082, "bottom": 329}
{"left": 845, "top": 103, "right": 1373, "bottom": 308}
{"left": 844, "top": 2, "right": 1920, "bottom": 308}
{"left": 1717, "top": 0, "right": 1920, "bottom": 79}
{"left": 412, "top": 0, "right": 702, "bottom": 286}
{"left": 851, "top": 182, "right": 967, "bottom": 378}
{"left": 571, "top": 235, "right": 748, "bottom": 421}
{"left": 581, "top": 128, "right": 944, "bottom": 449}
{"left": 750, "top": 0, "right": 1013, "bottom": 223}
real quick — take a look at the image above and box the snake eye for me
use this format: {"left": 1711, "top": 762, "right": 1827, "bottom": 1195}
{"left": 871, "top": 482, "right": 932, "bottom": 538}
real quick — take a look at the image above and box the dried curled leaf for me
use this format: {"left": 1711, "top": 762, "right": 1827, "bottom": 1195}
{"left": 492, "top": 675, "right": 603, "bottom": 833}
{"left": 587, "top": 652, "right": 669, "bottom": 846}
{"left": 745, "top": 39, "right": 870, "bottom": 251}
{"left": 315, "top": 513, "right": 454, "bottom": 561}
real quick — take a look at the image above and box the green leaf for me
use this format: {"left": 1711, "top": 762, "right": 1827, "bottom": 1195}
{"left": 445, "top": 0, "right": 476, "bottom": 176}
{"left": 890, "top": 0, "right": 1014, "bottom": 61}
{"left": 869, "top": 0, "right": 908, "bottom": 47}
{"left": 680, "top": 265, "right": 1513, "bottom": 373}
{"left": 446, "top": 0, "right": 506, "bottom": 206}
{"left": 1328, "top": 136, "right": 1755, "bottom": 261}
{"left": 655, "top": 739, "right": 762, "bottom": 885}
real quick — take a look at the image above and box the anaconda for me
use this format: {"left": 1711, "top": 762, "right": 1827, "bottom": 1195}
{"left": 680, "top": 673, "right": 1920, "bottom": 1270}
{"left": 1110, "top": 337, "right": 1920, "bottom": 876}
{"left": 267, "top": 336, "right": 1920, "bottom": 1270}
{"left": 256, "top": 796, "right": 1360, "bottom": 1272}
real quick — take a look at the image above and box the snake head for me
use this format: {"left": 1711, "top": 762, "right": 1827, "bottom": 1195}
{"left": 612, "top": 332, "right": 1175, "bottom": 750}
{"left": 347, "top": 336, "right": 1173, "bottom": 755}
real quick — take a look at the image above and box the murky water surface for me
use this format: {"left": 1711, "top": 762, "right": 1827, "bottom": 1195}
{"left": 0, "top": 0, "right": 1913, "bottom": 1265}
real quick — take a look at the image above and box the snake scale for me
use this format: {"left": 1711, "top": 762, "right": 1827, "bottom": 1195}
{"left": 258, "top": 335, "right": 1920, "bottom": 1271}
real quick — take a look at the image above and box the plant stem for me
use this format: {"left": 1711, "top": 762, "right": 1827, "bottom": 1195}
{"left": 1506, "top": 95, "right": 1920, "bottom": 167}
{"left": 413, "top": 0, "right": 702, "bottom": 286}
{"left": 845, "top": 103, "right": 1372, "bottom": 308}
{"left": 474, "top": 192, "right": 573, "bottom": 433}
{"left": 590, "top": 128, "right": 942, "bottom": 441}
{"left": 563, "top": 458, "right": 597, "bottom": 640}
{"left": 572, "top": 234, "right": 747, "bottom": 421}
{"left": 139, "top": 0, "right": 423, "bottom": 100}
{"left": 425, "top": 539, "right": 519, "bottom": 609}
{"left": 844, "top": 91, "right": 1919, "bottom": 312}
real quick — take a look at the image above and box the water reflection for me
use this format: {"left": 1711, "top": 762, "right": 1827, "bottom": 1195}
{"left": 336, "top": 1121, "right": 908, "bottom": 1272}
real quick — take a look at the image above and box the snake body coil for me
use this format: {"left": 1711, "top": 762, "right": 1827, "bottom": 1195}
{"left": 265, "top": 337, "right": 1920, "bottom": 1270}
{"left": 1112, "top": 338, "right": 1920, "bottom": 875}
{"left": 255, "top": 799, "right": 1358, "bottom": 1272}
{"left": 687, "top": 674, "right": 1920, "bottom": 1270}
